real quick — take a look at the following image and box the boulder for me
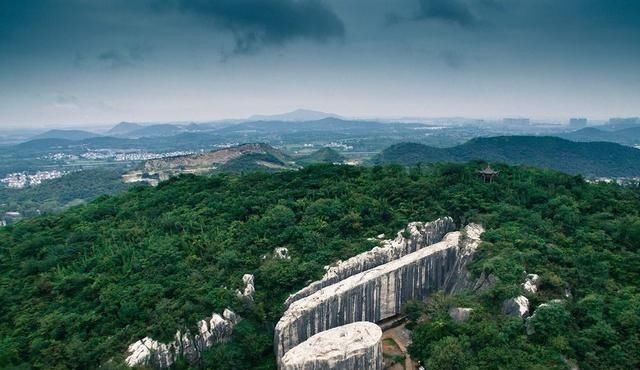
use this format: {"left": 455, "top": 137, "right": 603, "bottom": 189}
{"left": 522, "top": 273, "right": 540, "bottom": 294}
{"left": 502, "top": 296, "right": 530, "bottom": 318}
{"left": 280, "top": 322, "right": 383, "bottom": 370}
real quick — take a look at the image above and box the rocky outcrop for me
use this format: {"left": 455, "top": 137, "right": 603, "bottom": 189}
{"left": 449, "top": 307, "right": 474, "bottom": 323}
{"left": 502, "top": 296, "right": 530, "bottom": 318}
{"left": 280, "top": 322, "right": 383, "bottom": 370}
{"left": 275, "top": 223, "right": 484, "bottom": 363}
{"left": 522, "top": 273, "right": 540, "bottom": 294}
{"left": 236, "top": 274, "right": 255, "bottom": 301}
{"left": 472, "top": 271, "right": 498, "bottom": 293}
{"left": 284, "top": 217, "right": 456, "bottom": 307}
{"left": 125, "top": 309, "right": 238, "bottom": 368}
{"left": 275, "top": 247, "right": 291, "bottom": 260}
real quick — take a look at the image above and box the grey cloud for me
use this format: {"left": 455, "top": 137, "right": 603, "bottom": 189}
{"left": 96, "top": 45, "right": 150, "bottom": 69}
{"left": 161, "top": 0, "right": 345, "bottom": 55}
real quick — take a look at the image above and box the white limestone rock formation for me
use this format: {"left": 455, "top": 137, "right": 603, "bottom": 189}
{"left": 280, "top": 322, "right": 383, "bottom": 370}
{"left": 275, "top": 223, "right": 484, "bottom": 363}
{"left": 274, "top": 247, "right": 291, "bottom": 260}
{"left": 522, "top": 273, "right": 541, "bottom": 294}
{"left": 236, "top": 274, "right": 255, "bottom": 301}
{"left": 502, "top": 296, "right": 530, "bottom": 318}
{"left": 125, "top": 309, "right": 237, "bottom": 368}
{"left": 449, "top": 307, "right": 474, "bottom": 323}
{"left": 125, "top": 337, "right": 174, "bottom": 368}
{"left": 284, "top": 217, "right": 456, "bottom": 307}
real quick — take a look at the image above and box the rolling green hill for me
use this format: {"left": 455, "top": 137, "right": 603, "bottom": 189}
{"left": 373, "top": 136, "right": 640, "bottom": 177}
{"left": 296, "top": 147, "right": 346, "bottom": 165}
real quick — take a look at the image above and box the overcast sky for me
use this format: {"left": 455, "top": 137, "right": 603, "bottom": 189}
{"left": 1, "top": 0, "right": 639, "bottom": 127}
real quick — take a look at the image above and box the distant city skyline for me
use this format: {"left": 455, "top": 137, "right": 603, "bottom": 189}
{"left": 1, "top": 0, "right": 639, "bottom": 127}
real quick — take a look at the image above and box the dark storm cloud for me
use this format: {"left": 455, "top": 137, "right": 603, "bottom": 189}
{"left": 416, "top": 0, "right": 476, "bottom": 27}
{"left": 155, "top": 0, "right": 345, "bottom": 54}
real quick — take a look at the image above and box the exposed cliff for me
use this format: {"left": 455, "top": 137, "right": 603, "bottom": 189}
{"left": 275, "top": 223, "right": 484, "bottom": 363}
{"left": 280, "top": 322, "right": 383, "bottom": 370}
{"left": 284, "top": 217, "right": 456, "bottom": 307}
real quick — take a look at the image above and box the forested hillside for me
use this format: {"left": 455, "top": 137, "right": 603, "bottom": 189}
{"left": 1, "top": 163, "right": 639, "bottom": 369}
{"left": 0, "top": 168, "right": 131, "bottom": 217}
{"left": 373, "top": 136, "right": 640, "bottom": 177}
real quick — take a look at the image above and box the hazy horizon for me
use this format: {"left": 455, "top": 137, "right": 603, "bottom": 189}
{"left": 1, "top": 0, "right": 639, "bottom": 127}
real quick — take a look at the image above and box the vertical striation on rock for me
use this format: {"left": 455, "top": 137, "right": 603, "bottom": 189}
{"left": 275, "top": 223, "right": 484, "bottom": 363}
{"left": 280, "top": 322, "right": 383, "bottom": 370}
{"left": 284, "top": 217, "right": 456, "bottom": 307}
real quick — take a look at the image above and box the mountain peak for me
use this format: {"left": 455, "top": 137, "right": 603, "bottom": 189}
{"left": 248, "top": 109, "right": 342, "bottom": 122}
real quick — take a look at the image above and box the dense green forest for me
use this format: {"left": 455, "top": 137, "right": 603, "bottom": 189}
{"left": 373, "top": 136, "right": 640, "bottom": 177}
{"left": 1, "top": 163, "right": 639, "bottom": 369}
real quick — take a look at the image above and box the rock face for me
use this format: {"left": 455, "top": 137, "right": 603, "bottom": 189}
{"left": 502, "top": 296, "right": 530, "bottom": 318}
{"left": 280, "top": 322, "right": 383, "bottom": 370}
{"left": 275, "top": 223, "right": 484, "bottom": 363}
{"left": 284, "top": 217, "right": 456, "bottom": 307}
{"left": 125, "top": 309, "right": 238, "bottom": 368}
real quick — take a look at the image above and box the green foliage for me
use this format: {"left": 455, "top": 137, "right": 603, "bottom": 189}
{"left": 0, "top": 163, "right": 639, "bottom": 369}
{"left": 0, "top": 168, "right": 131, "bottom": 217}
{"left": 296, "top": 148, "right": 346, "bottom": 165}
{"left": 373, "top": 136, "right": 640, "bottom": 177}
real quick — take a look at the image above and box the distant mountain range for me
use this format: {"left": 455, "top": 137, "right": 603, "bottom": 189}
{"left": 106, "top": 122, "right": 143, "bottom": 136}
{"left": 247, "top": 109, "right": 342, "bottom": 122}
{"left": 373, "top": 136, "right": 640, "bottom": 177}
{"left": 559, "top": 127, "right": 640, "bottom": 146}
{"left": 30, "top": 129, "right": 102, "bottom": 141}
{"left": 104, "top": 110, "right": 342, "bottom": 138}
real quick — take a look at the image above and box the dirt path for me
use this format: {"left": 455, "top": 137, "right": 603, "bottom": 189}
{"left": 381, "top": 324, "right": 416, "bottom": 370}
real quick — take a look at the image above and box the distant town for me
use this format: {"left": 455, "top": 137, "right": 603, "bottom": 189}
{"left": 1, "top": 170, "right": 67, "bottom": 189}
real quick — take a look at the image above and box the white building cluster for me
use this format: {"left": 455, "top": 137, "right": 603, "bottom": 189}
{"left": 1, "top": 170, "right": 67, "bottom": 189}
